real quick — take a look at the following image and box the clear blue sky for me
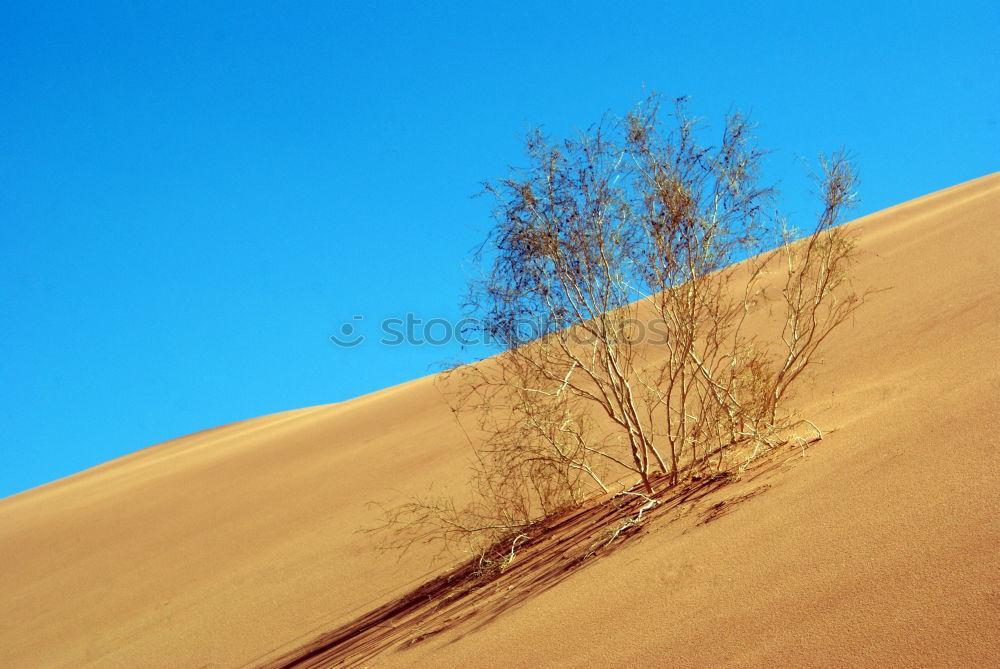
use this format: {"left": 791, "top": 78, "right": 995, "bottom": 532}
{"left": 2, "top": 1, "right": 996, "bottom": 497}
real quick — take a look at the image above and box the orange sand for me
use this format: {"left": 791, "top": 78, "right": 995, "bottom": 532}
{"left": 2, "top": 173, "right": 998, "bottom": 667}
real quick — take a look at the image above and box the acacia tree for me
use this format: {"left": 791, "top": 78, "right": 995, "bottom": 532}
{"left": 377, "top": 94, "right": 864, "bottom": 563}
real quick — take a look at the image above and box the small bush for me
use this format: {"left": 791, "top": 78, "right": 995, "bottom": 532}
{"left": 373, "top": 94, "right": 867, "bottom": 564}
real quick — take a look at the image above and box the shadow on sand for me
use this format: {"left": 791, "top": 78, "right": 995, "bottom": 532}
{"left": 253, "top": 466, "right": 774, "bottom": 668}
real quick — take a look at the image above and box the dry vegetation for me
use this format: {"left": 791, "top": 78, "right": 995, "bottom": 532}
{"left": 372, "top": 94, "right": 867, "bottom": 576}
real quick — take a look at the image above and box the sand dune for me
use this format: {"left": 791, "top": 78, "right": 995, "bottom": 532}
{"left": 2, "top": 173, "right": 998, "bottom": 668}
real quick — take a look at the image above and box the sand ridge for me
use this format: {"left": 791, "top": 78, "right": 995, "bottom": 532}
{"left": 1, "top": 172, "right": 998, "bottom": 667}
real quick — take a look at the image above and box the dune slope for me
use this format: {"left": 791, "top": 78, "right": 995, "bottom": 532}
{"left": 2, "top": 173, "right": 998, "bottom": 668}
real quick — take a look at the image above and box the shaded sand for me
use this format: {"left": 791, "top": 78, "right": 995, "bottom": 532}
{"left": 2, "top": 173, "right": 998, "bottom": 667}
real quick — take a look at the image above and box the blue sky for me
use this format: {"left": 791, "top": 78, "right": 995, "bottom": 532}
{"left": 1, "top": 1, "right": 996, "bottom": 497}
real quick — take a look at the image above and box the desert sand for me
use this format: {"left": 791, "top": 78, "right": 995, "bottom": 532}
{"left": 2, "top": 173, "right": 998, "bottom": 668}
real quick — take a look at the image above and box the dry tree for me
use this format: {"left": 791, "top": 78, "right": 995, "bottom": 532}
{"left": 372, "top": 94, "right": 867, "bottom": 565}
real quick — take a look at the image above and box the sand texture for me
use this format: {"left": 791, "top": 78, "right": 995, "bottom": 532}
{"left": 2, "top": 173, "right": 998, "bottom": 668}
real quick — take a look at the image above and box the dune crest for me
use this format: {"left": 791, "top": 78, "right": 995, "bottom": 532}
{"left": 2, "top": 173, "right": 998, "bottom": 668}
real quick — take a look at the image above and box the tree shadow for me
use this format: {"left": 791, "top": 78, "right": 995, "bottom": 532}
{"left": 254, "top": 472, "right": 738, "bottom": 668}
